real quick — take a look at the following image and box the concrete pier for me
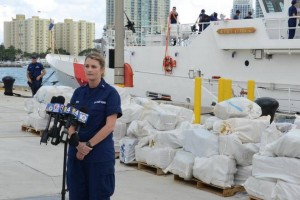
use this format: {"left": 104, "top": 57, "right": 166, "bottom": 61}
{"left": 0, "top": 88, "right": 248, "bottom": 200}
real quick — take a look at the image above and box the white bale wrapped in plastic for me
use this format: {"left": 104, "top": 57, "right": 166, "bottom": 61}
{"left": 219, "top": 135, "right": 259, "bottom": 166}
{"left": 113, "top": 120, "right": 127, "bottom": 142}
{"left": 234, "top": 165, "right": 252, "bottom": 185}
{"left": 159, "top": 103, "right": 194, "bottom": 123}
{"left": 272, "top": 180, "right": 300, "bottom": 200}
{"left": 243, "top": 176, "right": 276, "bottom": 200}
{"left": 132, "top": 97, "right": 158, "bottom": 107}
{"left": 164, "top": 149, "right": 195, "bottom": 180}
{"left": 193, "top": 155, "right": 237, "bottom": 188}
{"left": 252, "top": 154, "right": 300, "bottom": 184}
{"left": 183, "top": 128, "right": 219, "bottom": 157}
{"left": 35, "top": 85, "right": 74, "bottom": 104}
{"left": 145, "top": 147, "right": 176, "bottom": 169}
{"left": 213, "top": 97, "right": 262, "bottom": 120}
{"left": 294, "top": 114, "right": 300, "bottom": 129}
{"left": 119, "top": 137, "right": 138, "bottom": 164}
{"left": 119, "top": 103, "right": 144, "bottom": 123}
{"left": 135, "top": 146, "right": 152, "bottom": 163}
{"left": 204, "top": 116, "right": 222, "bottom": 130}
{"left": 259, "top": 122, "right": 285, "bottom": 156}
{"left": 24, "top": 98, "right": 38, "bottom": 113}
{"left": 126, "top": 120, "right": 155, "bottom": 139}
{"left": 28, "top": 113, "right": 49, "bottom": 130}
{"left": 213, "top": 116, "right": 270, "bottom": 143}
{"left": 113, "top": 85, "right": 131, "bottom": 105}
{"left": 145, "top": 109, "right": 178, "bottom": 131}
{"left": 265, "top": 129, "right": 300, "bottom": 158}
{"left": 151, "top": 121, "right": 193, "bottom": 149}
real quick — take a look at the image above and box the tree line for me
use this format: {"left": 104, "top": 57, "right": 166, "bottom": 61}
{"left": 0, "top": 45, "right": 101, "bottom": 61}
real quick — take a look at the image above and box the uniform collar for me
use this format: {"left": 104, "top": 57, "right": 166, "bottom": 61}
{"left": 84, "top": 78, "right": 107, "bottom": 90}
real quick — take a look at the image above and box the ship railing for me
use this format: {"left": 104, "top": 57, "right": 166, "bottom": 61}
{"left": 104, "top": 23, "right": 200, "bottom": 47}
{"left": 263, "top": 16, "right": 300, "bottom": 39}
{"left": 202, "top": 79, "right": 300, "bottom": 113}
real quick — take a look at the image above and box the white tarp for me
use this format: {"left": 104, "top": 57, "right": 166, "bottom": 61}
{"left": 219, "top": 135, "right": 259, "bottom": 166}
{"left": 213, "top": 97, "right": 262, "bottom": 120}
{"left": 164, "top": 150, "right": 195, "bottom": 180}
{"left": 213, "top": 116, "right": 270, "bottom": 143}
{"left": 252, "top": 154, "right": 300, "bottom": 184}
{"left": 243, "top": 176, "right": 276, "bottom": 200}
{"left": 193, "top": 155, "right": 237, "bottom": 188}
{"left": 183, "top": 128, "right": 219, "bottom": 157}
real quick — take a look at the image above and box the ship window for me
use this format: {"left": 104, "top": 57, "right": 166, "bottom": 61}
{"left": 262, "top": 0, "right": 284, "bottom": 13}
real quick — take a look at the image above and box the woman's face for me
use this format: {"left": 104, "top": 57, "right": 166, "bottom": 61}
{"left": 84, "top": 57, "right": 104, "bottom": 82}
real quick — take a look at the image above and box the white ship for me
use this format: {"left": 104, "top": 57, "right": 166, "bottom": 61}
{"left": 46, "top": 0, "right": 300, "bottom": 113}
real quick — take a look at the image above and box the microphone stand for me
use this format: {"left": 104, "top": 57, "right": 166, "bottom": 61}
{"left": 60, "top": 128, "right": 69, "bottom": 200}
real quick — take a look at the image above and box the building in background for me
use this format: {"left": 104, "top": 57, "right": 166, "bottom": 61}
{"left": 255, "top": 0, "right": 264, "bottom": 18}
{"left": 54, "top": 19, "right": 95, "bottom": 55}
{"left": 231, "top": 0, "right": 254, "bottom": 19}
{"left": 4, "top": 15, "right": 50, "bottom": 54}
{"left": 4, "top": 15, "right": 95, "bottom": 55}
{"left": 106, "top": 0, "right": 170, "bottom": 32}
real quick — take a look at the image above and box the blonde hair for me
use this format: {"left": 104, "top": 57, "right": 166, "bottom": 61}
{"left": 85, "top": 52, "right": 105, "bottom": 77}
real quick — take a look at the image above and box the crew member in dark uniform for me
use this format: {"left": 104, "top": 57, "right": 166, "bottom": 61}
{"left": 67, "top": 52, "right": 122, "bottom": 200}
{"left": 169, "top": 6, "right": 178, "bottom": 24}
{"left": 288, "top": 0, "right": 298, "bottom": 39}
{"left": 27, "top": 55, "right": 46, "bottom": 96}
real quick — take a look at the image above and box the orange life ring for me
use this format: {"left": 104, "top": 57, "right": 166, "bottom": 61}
{"left": 163, "top": 56, "right": 176, "bottom": 73}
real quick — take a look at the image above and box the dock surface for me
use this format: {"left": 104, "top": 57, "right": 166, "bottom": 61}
{"left": 0, "top": 87, "right": 248, "bottom": 200}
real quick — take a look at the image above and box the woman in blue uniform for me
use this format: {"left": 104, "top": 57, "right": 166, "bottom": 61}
{"left": 67, "top": 52, "right": 122, "bottom": 200}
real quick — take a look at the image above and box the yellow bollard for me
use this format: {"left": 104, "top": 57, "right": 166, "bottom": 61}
{"left": 193, "top": 77, "right": 202, "bottom": 124}
{"left": 248, "top": 80, "right": 255, "bottom": 101}
{"left": 224, "top": 79, "right": 233, "bottom": 100}
{"left": 218, "top": 78, "right": 225, "bottom": 102}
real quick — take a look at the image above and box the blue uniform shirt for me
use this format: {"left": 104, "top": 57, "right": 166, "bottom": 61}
{"left": 69, "top": 78, "right": 122, "bottom": 163}
{"left": 288, "top": 5, "right": 297, "bottom": 26}
{"left": 27, "top": 62, "right": 44, "bottom": 79}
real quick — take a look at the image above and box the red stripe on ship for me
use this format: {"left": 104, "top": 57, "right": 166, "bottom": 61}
{"left": 73, "top": 63, "right": 88, "bottom": 86}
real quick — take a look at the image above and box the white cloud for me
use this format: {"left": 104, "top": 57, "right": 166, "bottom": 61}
{"left": 0, "top": 0, "right": 234, "bottom": 43}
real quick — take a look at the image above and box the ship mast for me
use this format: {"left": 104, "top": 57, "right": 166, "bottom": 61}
{"left": 114, "top": 0, "right": 125, "bottom": 85}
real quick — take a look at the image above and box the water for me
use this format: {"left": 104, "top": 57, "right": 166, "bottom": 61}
{"left": 0, "top": 67, "right": 57, "bottom": 86}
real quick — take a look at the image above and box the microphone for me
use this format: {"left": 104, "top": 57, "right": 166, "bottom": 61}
{"left": 50, "top": 96, "right": 65, "bottom": 145}
{"left": 68, "top": 107, "right": 89, "bottom": 147}
{"left": 40, "top": 96, "right": 59, "bottom": 144}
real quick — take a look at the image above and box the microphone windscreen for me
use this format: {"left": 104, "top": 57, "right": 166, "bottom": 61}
{"left": 50, "top": 96, "right": 57, "bottom": 103}
{"left": 56, "top": 96, "right": 65, "bottom": 104}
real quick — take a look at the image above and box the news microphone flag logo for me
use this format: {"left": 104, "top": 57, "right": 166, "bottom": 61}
{"left": 46, "top": 103, "right": 64, "bottom": 113}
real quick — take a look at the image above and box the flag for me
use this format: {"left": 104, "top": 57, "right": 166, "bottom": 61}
{"left": 49, "top": 19, "right": 54, "bottom": 30}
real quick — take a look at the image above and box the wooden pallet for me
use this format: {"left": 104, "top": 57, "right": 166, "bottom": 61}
{"left": 21, "top": 125, "right": 43, "bottom": 136}
{"left": 249, "top": 195, "right": 263, "bottom": 200}
{"left": 174, "top": 174, "right": 244, "bottom": 197}
{"left": 173, "top": 174, "right": 198, "bottom": 187}
{"left": 137, "top": 162, "right": 168, "bottom": 176}
{"left": 196, "top": 180, "right": 245, "bottom": 197}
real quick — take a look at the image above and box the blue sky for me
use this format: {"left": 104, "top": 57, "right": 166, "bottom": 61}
{"left": 0, "top": 0, "right": 234, "bottom": 43}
